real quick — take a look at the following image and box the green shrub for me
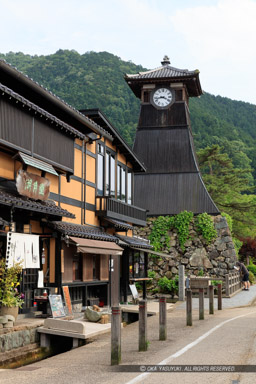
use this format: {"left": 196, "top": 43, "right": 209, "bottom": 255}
{"left": 195, "top": 213, "right": 217, "bottom": 244}
{"left": 247, "top": 264, "right": 256, "bottom": 276}
{"left": 248, "top": 271, "right": 255, "bottom": 284}
{"left": 157, "top": 275, "right": 179, "bottom": 297}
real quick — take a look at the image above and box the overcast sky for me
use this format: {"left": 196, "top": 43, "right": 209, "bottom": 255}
{"left": 0, "top": 0, "right": 255, "bottom": 105}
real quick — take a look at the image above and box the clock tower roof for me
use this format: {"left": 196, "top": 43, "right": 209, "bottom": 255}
{"left": 125, "top": 56, "right": 202, "bottom": 98}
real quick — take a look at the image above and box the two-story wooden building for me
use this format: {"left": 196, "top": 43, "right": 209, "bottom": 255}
{"left": 0, "top": 59, "right": 151, "bottom": 313}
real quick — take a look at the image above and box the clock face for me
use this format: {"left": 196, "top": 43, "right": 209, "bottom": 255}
{"left": 152, "top": 88, "right": 173, "bottom": 108}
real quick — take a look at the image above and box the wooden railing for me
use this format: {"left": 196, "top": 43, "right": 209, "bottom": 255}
{"left": 225, "top": 271, "right": 242, "bottom": 297}
{"left": 96, "top": 196, "right": 147, "bottom": 226}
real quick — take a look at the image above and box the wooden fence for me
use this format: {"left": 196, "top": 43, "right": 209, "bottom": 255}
{"left": 225, "top": 271, "right": 242, "bottom": 297}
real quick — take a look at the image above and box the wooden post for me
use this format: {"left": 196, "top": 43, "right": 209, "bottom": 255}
{"left": 159, "top": 297, "right": 167, "bottom": 340}
{"left": 178, "top": 265, "right": 185, "bottom": 301}
{"left": 199, "top": 288, "right": 204, "bottom": 320}
{"left": 111, "top": 307, "right": 121, "bottom": 365}
{"left": 209, "top": 285, "right": 214, "bottom": 315}
{"left": 225, "top": 274, "right": 230, "bottom": 297}
{"left": 139, "top": 300, "right": 148, "bottom": 351}
{"left": 186, "top": 289, "right": 192, "bottom": 326}
{"left": 218, "top": 283, "right": 222, "bottom": 310}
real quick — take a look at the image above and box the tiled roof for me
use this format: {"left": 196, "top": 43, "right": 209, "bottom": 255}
{"left": 0, "top": 83, "right": 85, "bottom": 140}
{"left": 103, "top": 218, "right": 133, "bottom": 231}
{"left": 49, "top": 221, "right": 118, "bottom": 242}
{"left": 0, "top": 189, "right": 75, "bottom": 218}
{"left": 0, "top": 59, "right": 113, "bottom": 141}
{"left": 17, "top": 152, "right": 59, "bottom": 176}
{"left": 116, "top": 234, "right": 153, "bottom": 249}
{"left": 125, "top": 65, "right": 199, "bottom": 80}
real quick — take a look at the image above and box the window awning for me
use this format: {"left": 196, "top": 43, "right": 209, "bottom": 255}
{"left": 70, "top": 236, "right": 123, "bottom": 256}
{"left": 17, "top": 152, "right": 59, "bottom": 176}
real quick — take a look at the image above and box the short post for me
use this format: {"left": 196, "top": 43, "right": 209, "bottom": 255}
{"left": 209, "top": 285, "right": 214, "bottom": 315}
{"left": 218, "top": 283, "right": 222, "bottom": 310}
{"left": 225, "top": 273, "right": 230, "bottom": 297}
{"left": 178, "top": 265, "right": 185, "bottom": 301}
{"left": 186, "top": 289, "right": 192, "bottom": 326}
{"left": 139, "top": 300, "right": 148, "bottom": 351}
{"left": 111, "top": 306, "right": 121, "bottom": 365}
{"left": 159, "top": 297, "right": 167, "bottom": 341}
{"left": 199, "top": 288, "right": 204, "bottom": 320}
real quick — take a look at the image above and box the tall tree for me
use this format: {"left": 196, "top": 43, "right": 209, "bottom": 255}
{"left": 198, "top": 145, "right": 256, "bottom": 237}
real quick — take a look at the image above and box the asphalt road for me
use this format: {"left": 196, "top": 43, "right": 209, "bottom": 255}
{"left": 1, "top": 297, "right": 256, "bottom": 384}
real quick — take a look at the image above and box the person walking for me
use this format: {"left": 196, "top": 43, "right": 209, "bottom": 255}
{"left": 236, "top": 261, "right": 250, "bottom": 291}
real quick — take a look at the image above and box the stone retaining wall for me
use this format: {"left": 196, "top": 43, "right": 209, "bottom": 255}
{"left": 0, "top": 322, "right": 41, "bottom": 354}
{"left": 134, "top": 215, "right": 237, "bottom": 282}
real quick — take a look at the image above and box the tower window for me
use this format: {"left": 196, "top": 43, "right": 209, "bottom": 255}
{"left": 175, "top": 90, "right": 183, "bottom": 101}
{"left": 143, "top": 91, "right": 150, "bottom": 103}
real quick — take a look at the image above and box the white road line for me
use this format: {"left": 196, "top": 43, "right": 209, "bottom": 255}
{"left": 125, "top": 310, "right": 256, "bottom": 384}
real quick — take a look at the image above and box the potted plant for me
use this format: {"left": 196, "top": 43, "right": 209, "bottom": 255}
{"left": 0, "top": 258, "right": 24, "bottom": 320}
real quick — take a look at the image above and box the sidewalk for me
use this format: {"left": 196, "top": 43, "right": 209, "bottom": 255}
{"left": 1, "top": 286, "right": 256, "bottom": 384}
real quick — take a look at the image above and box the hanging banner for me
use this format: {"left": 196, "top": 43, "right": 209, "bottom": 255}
{"left": 16, "top": 170, "right": 50, "bottom": 201}
{"left": 6, "top": 232, "right": 40, "bottom": 269}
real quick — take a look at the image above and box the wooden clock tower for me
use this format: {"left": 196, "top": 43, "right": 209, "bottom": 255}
{"left": 125, "top": 56, "right": 219, "bottom": 216}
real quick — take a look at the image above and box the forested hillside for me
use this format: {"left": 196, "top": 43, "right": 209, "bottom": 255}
{"left": 1, "top": 50, "right": 255, "bottom": 180}
{"left": 1, "top": 50, "right": 256, "bottom": 237}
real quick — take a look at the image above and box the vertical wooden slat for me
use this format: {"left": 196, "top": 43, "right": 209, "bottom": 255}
{"left": 49, "top": 238, "right": 56, "bottom": 283}
{"left": 100, "top": 254, "right": 109, "bottom": 280}
{"left": 83, "top": 254, "right": 93, "bottom": 281}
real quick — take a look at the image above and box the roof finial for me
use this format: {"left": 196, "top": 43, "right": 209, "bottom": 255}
{"left": 161, "top": 55, "right": 170, "bottom": 66}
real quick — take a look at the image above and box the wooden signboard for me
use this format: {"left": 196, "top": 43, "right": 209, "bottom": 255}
{"left": 62, "top": 286, "right": 73, "bottom": 316}
{"left": 129, "top": 284, "right": 139, "bottom": 300}
{"left": 16, "top": 170, "right": 50, "bottom": 200}
{"left": 48, "top": 294, "right": 66, "bottom": 318}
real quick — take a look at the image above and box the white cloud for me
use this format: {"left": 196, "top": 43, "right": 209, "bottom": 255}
{"left": 170, "top": 0, "right": 256, "bottom": 103}
{"left": 0, "top": 0, "right": 255, "bottom": 103}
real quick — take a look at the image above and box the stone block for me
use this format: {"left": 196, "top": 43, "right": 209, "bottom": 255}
{"left": 12, "top": 331, "right": 21, "bottom": 349}
{"left": 223, "top": 236, "right": 232, "bottom": 243}
{"left": 24, "top": 330, "right": 31, "bottom": 345}
{"left": 215, "top": 220, "right": 228, "bottom": 230}
{"left": 209, "top": 250, "right": 219, "bottom": 260}
{"left": 0, "top": 316, "right": 8, "bottom": 325}
{"left": 203, "top": 258, "right": 213, "bottom": 269}
{"left": 171, "top": 267, "right": 178, "bottom": 274}
{"left": 165, "top": 271, "right": 172, "bottom": 279}
{"left": 168, "top": 259, "right": 175, "bottom": 267}
{"left": 181, "top": 258, "right": 189, "bottom": 265}
{"left": 44, "top": 318, "right": 86, "bottom": 334}
{"left": 222, "top": 249, "right": 237, "bottom": 258}
{"left": 189, "top": 248, "right": 207, "bottom": 267}
{"left": 3, "top": 321, "right": 14, "bottom": 328}
{"left": 217, "top": 242, "right": 227, "bottom": 251}
{"left": 211, "top": 260, "right": 218, "bottom": 267}
{"left": 5, "top": 314, "right": 16, "bottom": 323}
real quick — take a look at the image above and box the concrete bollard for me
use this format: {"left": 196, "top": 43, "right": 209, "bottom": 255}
{"left": 139, "top": 300, "right": 148, "bottom": 351}
{"left": 159, "top": 297, "right": 167, "bottom": 341}
{"left": 199, "top": 288, "right": 204, "bottom": 320}
{"left": 111, "top": 307, "right": 121, "bottom": 365}
{"left": 218, "top": 283, "right": 222, "bottom": 310}
{"left": 186, "top": 289, "right": 192, "bottom": 326}
{"left": 209, "top": 285, "right": 214, "bottom": 315}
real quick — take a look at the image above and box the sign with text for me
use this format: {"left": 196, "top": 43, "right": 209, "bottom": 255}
{"left": 62, "top": 286, "right": 73, "bottom": 316}
{"left": 16, "top": 170, "right": 50, "bottom": 200}
{"left": 48, "top": 294, "right": 66, "bottom": 318}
